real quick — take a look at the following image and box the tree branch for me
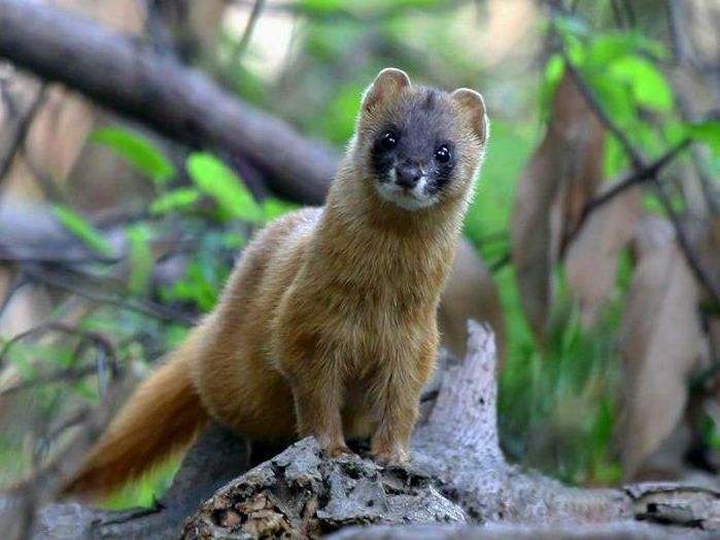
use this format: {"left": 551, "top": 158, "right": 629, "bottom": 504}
{"left": 0, "top": 0, "right": 337, "bottom": 205}
{"left": 560, "top": 50, "right": 720, "bottom": 305}
{"left": 561, "top": 137, "right": 692, "bottom": 256}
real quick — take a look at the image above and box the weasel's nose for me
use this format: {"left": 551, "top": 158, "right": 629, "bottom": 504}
{"left": 395, "top": 163, "right": 422, "bottom": 189}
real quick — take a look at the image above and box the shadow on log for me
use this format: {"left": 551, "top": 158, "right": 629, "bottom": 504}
{"left": 5, "top": 322, "right": 720, "bottom": 538}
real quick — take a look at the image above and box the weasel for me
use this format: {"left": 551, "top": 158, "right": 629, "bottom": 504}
{"left": 62, "top": 68, "right": 489, "bottom": 498}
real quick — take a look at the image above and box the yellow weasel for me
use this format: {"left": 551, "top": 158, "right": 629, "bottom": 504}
{"left": 62, "top": 68, "right": 489, "bottom": 498}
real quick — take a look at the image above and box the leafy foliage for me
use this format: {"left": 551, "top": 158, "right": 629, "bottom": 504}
{"left": 187, "top": 153, "right": 264, "bottom": 223}
{"left": 91, "top": 126, "right": 175, "bottom": 186}
{"left": 54, "top": 205, "right": 114, "bottom": 257}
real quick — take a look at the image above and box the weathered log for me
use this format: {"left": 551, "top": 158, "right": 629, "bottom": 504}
{"left": 3, "top": 323, "right": 720, "bottom": 538}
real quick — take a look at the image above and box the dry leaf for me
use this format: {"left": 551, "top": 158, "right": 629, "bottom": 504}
{"left": 511, "top": 72, "right": 604, "bottom": 341}
{"left": 565, "top": 187, "right": 642, "bottom": 327}
{"left": 617, "top": 243, "right": 703, "bottom": 479}
{"left": 439, "top": 238, "right": 506, "bottom": 365}
{"left": 631, "top": 213, "right": 675, "bottom": 261}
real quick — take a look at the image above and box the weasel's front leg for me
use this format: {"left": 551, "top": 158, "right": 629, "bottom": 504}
{"left": 370, "top": 348, "right": 434, "bottom": 465}
{"left": 283, "top": 352, "right": 351, "bottom": 457}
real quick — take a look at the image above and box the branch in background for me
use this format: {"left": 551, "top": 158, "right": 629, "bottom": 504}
{"left": 0, "top": 321, "right": 118, "bottom": 375}
{"left": 561, "top": 138, "right": 692, "bottom": 255}
{"left": 559, "top": 50, "right": 720, "bottom": 306}
{"left": 230, "top": 0, "right": 266, "bottom": 65}
{"left": 21, "top": 264, "right": 195, "bottom": 326}
{"left": 0, "top": 0, "right": 337, "bottom": 206}
{"left": 0, "top": 84, "right": 46, "bottom": 184}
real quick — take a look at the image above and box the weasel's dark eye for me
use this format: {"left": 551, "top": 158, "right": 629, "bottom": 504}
{"left": 380, "top": 131, "right": 398, "bottom": 150}
{"left": 435, "top": 145, "right": 451, "bottom": 164}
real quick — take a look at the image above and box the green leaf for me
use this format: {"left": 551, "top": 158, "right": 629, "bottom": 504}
{"left": 54, "top": 206, "right": 114, "bottom": 257}
{"left": 302, "top": 0, "right": 344, "bottom": 12}
{"left": 150, "top": 188, "right": 200, "bottom": 215}
{"left": 540, "top": 54, "right": 565, "bottom": 115}
{"left": 586, "top": 33, "right": 667, "bottom": 71}
{"left": 186, "top": 153, "right": 263, "bottom": 223}
{"left": 91, "top": 127, "right": 175, "bottom": 185}
{"left": 590, "top": 74, "right": 636, "bottom": 125}
{"left": 163, "top": 261, "right": 219, "bottom": 312}
{"left": 127, "top": 224, "right": 154, "bottom": 295}
{"left": 608, "top": 56, "right": 673, "bottom": 112}
{"left": 687, "top": 120, "right": 720, "bottom": 156}
{"left": 262, "top": 198, "right": 298, "bottom": 220}
{"left": 222, "top": 231, "right": 245, "bottom": 250}
{"left": 586, "top": 35, "right": 631, "bottom": 69}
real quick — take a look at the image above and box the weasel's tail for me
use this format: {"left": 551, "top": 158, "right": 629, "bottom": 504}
{"left": 60, "top": 336, "right": 209, "bottom": 500}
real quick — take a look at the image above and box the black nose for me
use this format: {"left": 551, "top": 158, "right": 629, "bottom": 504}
{"left": 395, "top": 163, "right": 422, "bottom": 189}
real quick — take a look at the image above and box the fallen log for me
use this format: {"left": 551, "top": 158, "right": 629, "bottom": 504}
{"left": 4, "top": 323, "right": 719, "bottom": 538}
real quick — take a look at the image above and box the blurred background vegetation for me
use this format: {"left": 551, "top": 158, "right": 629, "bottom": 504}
{"left": 0, "top": 0, "right": 719, "bottom": 510}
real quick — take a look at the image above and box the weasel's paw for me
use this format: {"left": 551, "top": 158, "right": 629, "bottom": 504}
{"left": 320, "top": 441, "right": 355, "bottom": 459}
{"left": 371, "top": 445, "right": 409, "bottom": 467}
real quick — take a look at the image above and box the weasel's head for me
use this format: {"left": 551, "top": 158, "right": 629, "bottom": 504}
{"left": 354, "top": 68, "right": 489, "bottom": 212}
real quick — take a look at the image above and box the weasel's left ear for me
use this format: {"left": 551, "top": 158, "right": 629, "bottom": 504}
{"left": 451, "top": 88, "right": 488, "bottom": 144}
{"left": 362, "top": 68, "right": 411, "bottom": 112}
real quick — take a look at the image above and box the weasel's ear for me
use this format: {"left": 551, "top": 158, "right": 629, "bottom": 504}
{"left": 451, "top": 88, "right": 488, "bottom": 144}
{"left": 361, "top": 68, "right": 411, "bottom": 112}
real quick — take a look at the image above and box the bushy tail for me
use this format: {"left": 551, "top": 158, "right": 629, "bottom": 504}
{"left": 60, "top": 338, "right": 209, "bottom": 500}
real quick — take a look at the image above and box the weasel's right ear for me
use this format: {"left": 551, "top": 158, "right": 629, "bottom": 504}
{"left": 361, "top": 68, "right": 411, "bottom": 112}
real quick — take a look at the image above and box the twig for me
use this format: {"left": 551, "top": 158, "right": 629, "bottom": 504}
{"left": 0, "top": 85, "right": 47, "bottom": 184}
{"left": 0, "top": 251, "right": 119, "bottom": 264}
{"left": 230, "top": 0, "right": 266, "bottom": 65}
{"left": 0, "top": 272, "right": 27, "bottom": 318}
{"left": 0, "top": 365, "right": 100, "bottom": 397}
{"left": 561, "top": 138, "right": 692, "bottom": 254}
{"left": 0, "top": 321, "right": 117, "bottom": 373}
{"left": 21, "top": 265, "right": 195, "bottom": 325}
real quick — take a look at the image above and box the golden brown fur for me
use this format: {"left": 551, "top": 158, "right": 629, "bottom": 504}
{"left": 61, "top": 68, "right": 488, "bottom": 498}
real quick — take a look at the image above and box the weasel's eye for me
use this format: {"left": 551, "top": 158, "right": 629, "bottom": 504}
{"left": 380, "top": 131, "right": 398, "bottom": 150}
{"left": 435, "top": 145, "right": 451, "bottom": 164}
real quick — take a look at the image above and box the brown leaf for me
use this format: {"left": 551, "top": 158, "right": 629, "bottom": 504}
{"left": 439, "top": 238, "right": 506, "bottom": 365}
{"left": 510, "top": 72, "right": 604, "bottom": 341}
{"left": 617, "top": 243, "right": 703, "bottom": 479}
{"left": 565, "top": 187, "right": 642, "bottom": 327}
{"left": 630, "top": 214, "right": 675, "bottom": 261}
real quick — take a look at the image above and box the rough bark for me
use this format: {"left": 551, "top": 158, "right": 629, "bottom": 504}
{"left": 0, "top": 0, "right": 337, "bottom": 205}
{"left": 6, "top": 323, "right": 719, "bottom": 538}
